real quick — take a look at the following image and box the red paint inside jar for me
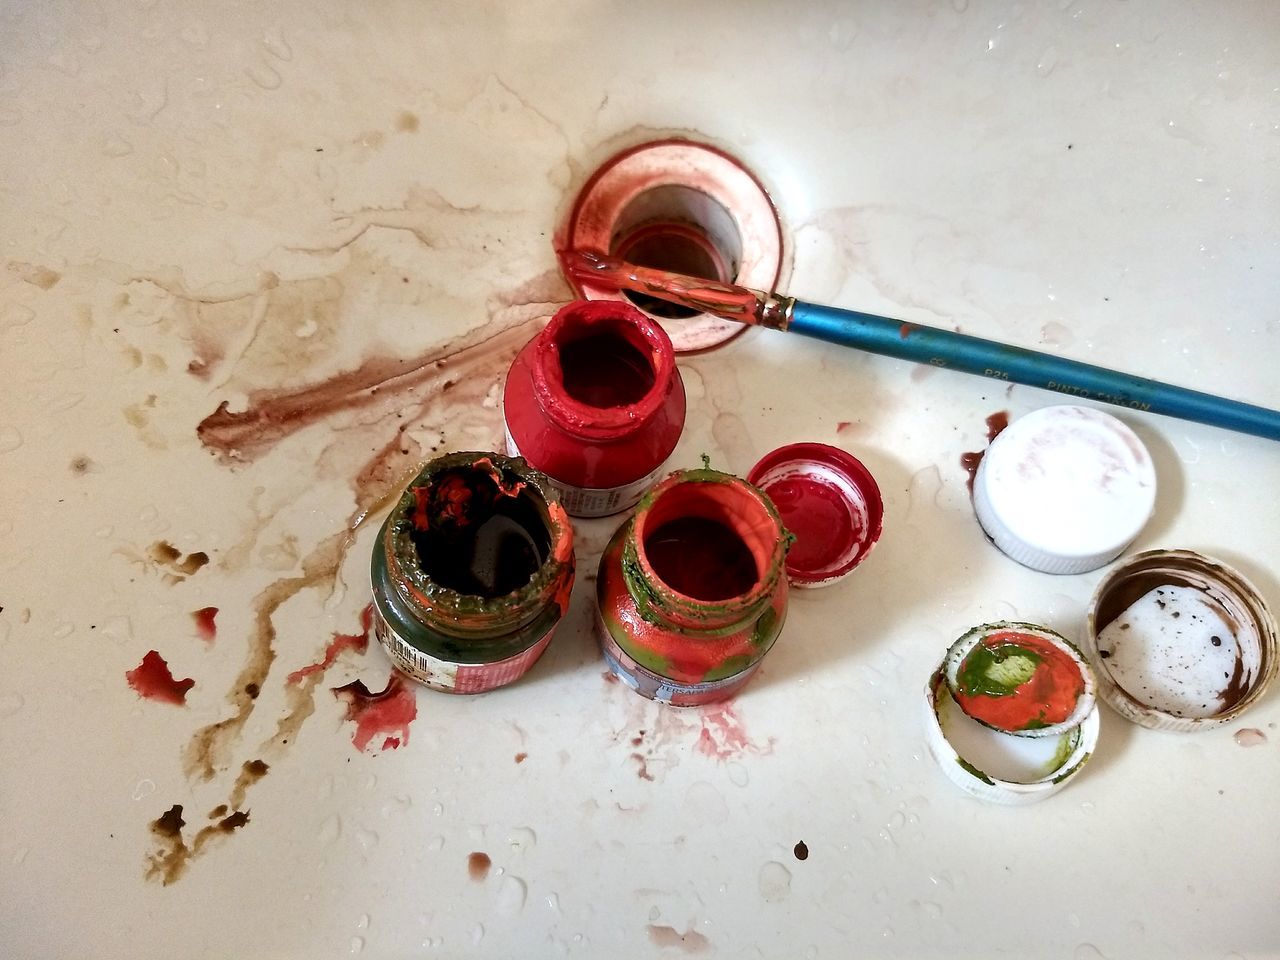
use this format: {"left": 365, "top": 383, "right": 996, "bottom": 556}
{"left": 763, "top": 476, "right": 859, "bottom": 577}
{"left": 558, "top": 330, "right": 655, "bottom": 408}
{"left": 643, "top": 515, "right": 759, "bottom": 601}
{"left": 953, "top": 630, "right": 1084, "bottom": 730}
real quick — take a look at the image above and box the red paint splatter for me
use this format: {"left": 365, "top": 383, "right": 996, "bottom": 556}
{"left": 287, "top": 604, "right": 374, "bottom": 684}
{"left": 192, "top": 607, "right": 218, "bottom": 643}
{"left": 382, "top": 736, "right": 401, "bottom": 750}
{"left": 126, "top": 651, "right": 195, "bottom": 705}
{"left": 331, "top": 673, "right": 417, "bottom": 752}
{"left": 836, "top": 421, "right": 852, "bottom": 433}
{"left": 695, "top": 704, "right": 775, "bottom": 760}
{"left": 602, "top": 669, "right": 620, "bottom": 685}
{"left": 514, "top": 752, "right": 528, "bottom": 764}
{"left": 898, "top": 323, "right": 916, "bottom": 339}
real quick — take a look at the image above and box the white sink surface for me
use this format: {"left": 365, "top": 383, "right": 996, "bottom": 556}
{"left": 2, "top": 2, "right": 1278, "bottom": 957}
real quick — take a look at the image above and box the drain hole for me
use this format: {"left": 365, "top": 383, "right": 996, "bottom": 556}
{"left": 610, "top": 185, "right": 743, "bottom": 320}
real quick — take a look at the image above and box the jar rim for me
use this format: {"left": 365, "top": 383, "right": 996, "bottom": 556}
{"left": 385, "top": 452, "right": 574, "bottom": 634}
{"left": 530, "top": 300, "right": 675, "bottom": 440}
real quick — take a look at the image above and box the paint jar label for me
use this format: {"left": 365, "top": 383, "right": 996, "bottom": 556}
{"left": 504, "top": 421, "right": 662, "bottom": 518}
{"left": 597, "top": 610, "right": 757, "bottom": 706}
{"left": 375, "top": 611, "right": 554, "bottom": 694}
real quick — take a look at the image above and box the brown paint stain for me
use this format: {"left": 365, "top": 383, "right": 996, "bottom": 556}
{"left": 467, "top": 851, "right": 492, "bottom": 881}
{"left": 960, "top": 410, "right": 1010, "bottom": 495}
{"left": 208, "top": 804, "right": 227, "bottom": 819}
{"left": 646, "top": 925, "right": 711, "bottom": 954}
{"left": 147, "top": 541, "right": 210, "bottom": 582}
{"left": 6, "top": 260, "right": 61, "bottom": 289}
{"left": 793, "top": 840, "right": 809, "bottom": 861}
{"left": 631, "top": 752, "right": 656, "bottom": 782}
{"left": 145, "top": 803, "right": 252, "bottom": 886}
{"left": 514, "top": 752, "right": 528, "bottom": 764}
{"left": 396, "top": 111, "right": 419, "bottom": 133}
{"left": 70, "top": 455, "right": 93, "bottom": 475}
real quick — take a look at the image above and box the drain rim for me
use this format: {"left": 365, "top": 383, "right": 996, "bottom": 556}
{"left": 559, "top": 138, "right": 785, "bottom": 353}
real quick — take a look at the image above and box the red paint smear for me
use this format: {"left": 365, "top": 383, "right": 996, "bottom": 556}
{"left": 382, "top": 736, "right": 401, "bottom": 751}
{"left": 953, "top": 630, "right": 1084, "bottom": 731}
{"left": 287, "top": 604, "right": 374, "bottom": 685}
{"left": 695, "top": 704, "right": 775, "bottom": 760}
{"left": 836, "top": 421, "right": 852, "bottom": 433}
{"left": 898, "top": 322, "right": 916, "bottom": 339}
{"left": 192, "top": 606, "right": 218, "bottom": 643}
{"left": 961, "top": 411, "right": 1011, "bottom": 496}
{"left": 126, "top": 650, "right": 195, "bottom": 706}
{"left": 332, "top": 673, "right": 417, "bottom": 753}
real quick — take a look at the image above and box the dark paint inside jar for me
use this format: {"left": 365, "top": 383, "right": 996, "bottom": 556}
{"left": 411, "top": 467, "right": 551, "bottom": 598}
{"left": 558, "top": 330, "right": 655, "bottom": 408}
{"left": 643, "top": 516, "right": 759, "bottom": 602}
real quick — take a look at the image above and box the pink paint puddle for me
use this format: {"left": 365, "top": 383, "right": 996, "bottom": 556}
{"left": 332, "top": 673, "right": 417, "bottom": 752}
{"left": 288, "top": 604, "right": 374, "bottom": 684}
{"left": 192, "top": 606, "right": 218, "bottom": 643}
{"left": 1234, "top": 727, "right": 1267, "bottom": 748}
{"left": 126, "top": 651, "right": 195, "bottom": 705}
{"left": 695, "top": 704, "right": 775, "bottom": 760}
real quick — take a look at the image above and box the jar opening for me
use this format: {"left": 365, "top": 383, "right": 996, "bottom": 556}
{"left": 408, "top": 462, "right": 552, "bottom": 599}
{"left": 644, "top": 515, "right": 758, "bottom": 601}
{"left": 557, "top": 325, "right": 656, "bottom": 409}
{"left": 636, "top": 478, "right": 783, "bottom": 606}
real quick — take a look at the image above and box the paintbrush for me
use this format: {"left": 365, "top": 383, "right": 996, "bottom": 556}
{"left": 559, "top": 249, "right": 1280, "bottom": 443}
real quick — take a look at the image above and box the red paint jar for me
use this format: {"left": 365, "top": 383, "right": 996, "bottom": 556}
{"left": 503, "top": 300, "right": 686, "bottom": 517}
{"left": 595, "top": 467, "right": 791, "bottom": 705}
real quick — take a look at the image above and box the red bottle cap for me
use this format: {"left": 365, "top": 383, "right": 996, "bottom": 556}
{"left": 747, "top": 442, "right": 883, "bottom": 588}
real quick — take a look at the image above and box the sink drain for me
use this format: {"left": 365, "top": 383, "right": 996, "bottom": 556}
{"left": 559, "top": 139, "right": 785, "bottom": 352}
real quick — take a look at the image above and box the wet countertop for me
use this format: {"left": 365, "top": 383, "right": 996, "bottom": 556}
{"left": 2, "top": 1, "right": 1278, "bottom": 957}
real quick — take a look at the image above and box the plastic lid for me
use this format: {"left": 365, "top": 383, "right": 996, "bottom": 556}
{"left": 973, "top": 405, "right": 1156, "bottom": 575}
{"left": 747, "top": 442, "right": 883, "bottom": 588}
{"left": 1085, "top": 549, "right": 1279, "bottom": 732}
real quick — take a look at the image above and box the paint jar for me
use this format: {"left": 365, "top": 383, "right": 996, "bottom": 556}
{"left": 370, "top": 451, "right": 575, "bottom": 694}
{"left": 503, "top": 299, "right": 686, "bottom": 518}
{"left": 595, "top": 466, "right": 791, "bottom": 705}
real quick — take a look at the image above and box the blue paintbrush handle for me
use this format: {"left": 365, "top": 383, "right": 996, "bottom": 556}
{"left": 789, "top": 301, "right": 1280, "bottom": 442}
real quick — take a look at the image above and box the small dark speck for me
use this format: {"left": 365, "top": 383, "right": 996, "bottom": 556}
{"left": 402, "top": 276, "right": 409, "bottom": 283}
{"left": 1103, "top": 297, "right": 1110, "bottom": 302}
{"left": 514, "top": 752, "right": 528, "bottom": 764}
{"left": 1219, "top": 789, "right": 1225, "bottom": 795}
{"left": 315, "top": 147, "right": 323, "bottom": 152}
{"left": 793, "top": 841, "right": 809, "bottom": 861}
{"left": 1119, "top": 623, "right": 1130, "bottom": 630}
{"left": 1172, "top": 611, "right": 1181, "bottom": 618}
{"left": 1067, "top": 143, "right": 1073, "bottom": 150}
{"left": 245, "top": 683, "right": 260, "bottom": 699}
{"left": 1156, "top": 599, "right": 1166, "bottom": 609}
{"left": 1099, "top": 650, "right": 1112, "bottom": 659}
{"left": 1211, "top": 636, "right": 1222, "bottom": 646}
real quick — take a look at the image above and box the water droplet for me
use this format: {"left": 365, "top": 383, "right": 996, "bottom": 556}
{"left": 131, "top": 778, "right": 156, "bottom": 801}
{"left": 887, "top": 811, "right": 906, "bottom": 830}
{"left": 99, "top": 616, "right": 132, "bottom": 645}
{"left": 318, "top": 814, "right": 342, "bottom": 845}
{"left": 0, "top": 427, "right": 23, "bottom": 454}
{"left": 1234, "top": 728, "right": 1267, "bottom": 747}
{"left": 495, "top": 874, "right": 527, "bottom": 916}
{"left": 349, "top": 936, "right": 364, "bottom": 954}
{"left": 1036, "top": 46, "right": 1059, "bottom": 77}
{"left": 545, "top": 893, "right": 561, "bottom": 913}
{"left": 1069, "top": 912, "right": 1081, "bottom": 928}
{"left": 924, "top": 902, "right": 943, "bottom": 920}
{"left": 432, "top": 802, "right": 444, "bottom": 816}
{"left": 727, "top": 762, "right": 749, "bottom": 787}
{"left": 1074, "top": 945, "right": 1108, "bottom": 960}
{"left": 469, "top": 924, "right": 484, "bottom": 946}
{"left": 507, "top": 826, "right": 537, "bottom": 852}
{"left": 246, "top": 60, "right": 282, "bottom": 91}
{"left": 356, "top": 914, "right": 370, "bottom": 930}
{"left": 1080, "top": 801, "right": 1096, "bottom": 815}
{"left": 52, "top": 622, "right": 74, "bottom": 639}
{"left": 427, "top": 835, "right": 445, "bottom": 852}
{"left": 881, "top": 927, "right": 895, "bottom": 938}
{"left": 356, "top": 827, "right": 379, "bottom": 850}
{"left": 758, "top": 861, "right": 792, "bottom": 902}
{"left": 649, "top": 905, "right": 660, "bottom": 921}
{"left": 102, "top": 134, "right": 133, "bottom": 158}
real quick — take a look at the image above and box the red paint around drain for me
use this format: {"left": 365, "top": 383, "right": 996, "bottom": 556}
{"left": 762, "top": 475, "right": 858, "bottom": 576}
{"left": 192, "top": 607, "right": 218, "bottom": 643}
{"left": 287, "top": 604, "right": 373, "bottom": 685}
{"left": 332, "top": 673, "right": 417, "bottom": 752}
{"left": 126, "top": 650, "right": 195, "bottom": 705}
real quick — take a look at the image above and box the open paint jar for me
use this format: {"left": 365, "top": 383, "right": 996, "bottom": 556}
{"left": 595, "top": 466, "right": 790, "bottom": 706}
{"left": 924, "top": 622, "right": 1101, "bottom": 804}
{"left": 1085, "top": 549, "right": 1278, "bottom": 732}
{"left": 371, "top": 452, "right": 575, "bottom": 694}
{"left": 504, "top": 299, "right": 686, "bottom": 518}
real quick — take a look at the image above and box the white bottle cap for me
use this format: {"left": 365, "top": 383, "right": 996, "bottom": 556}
{"left": 973, "top": 405, "right": 1156, "bottom": 575}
